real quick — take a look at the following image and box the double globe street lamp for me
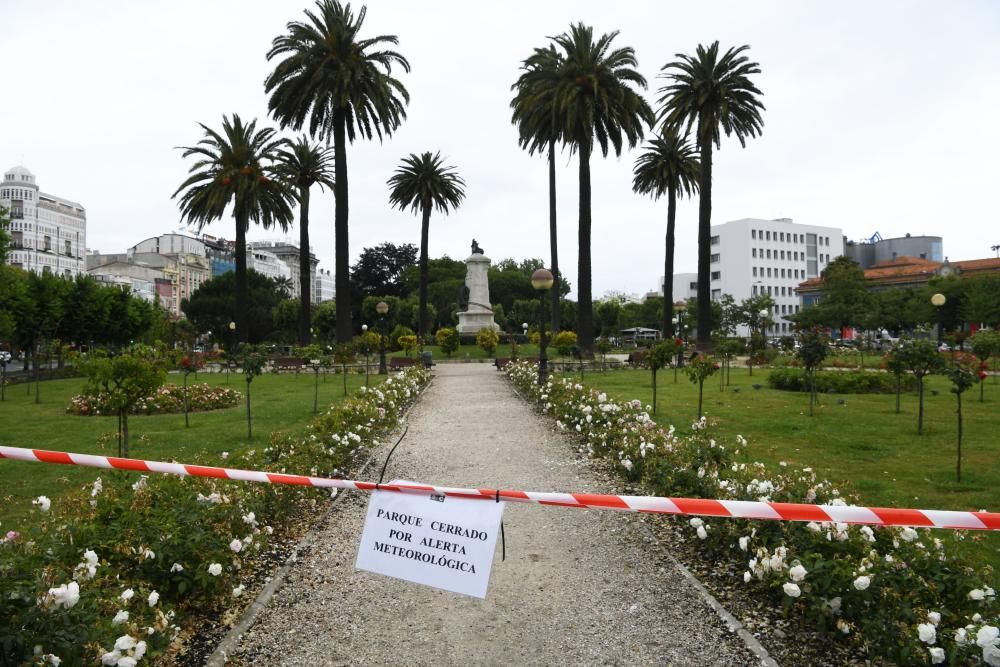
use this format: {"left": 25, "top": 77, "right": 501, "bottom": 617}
{"left": 531, "top": 269, "right": 554, "bottom": 385}
{"left": 931, "top": 292, "right": 946, "bottom": 347}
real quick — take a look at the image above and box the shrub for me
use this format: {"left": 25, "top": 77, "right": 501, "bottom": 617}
{"left": 68, "top": 384, "right": 242, "bottom": 416}
{"left": 436, "top": 327, "right": 460, "bottom": 357}
{"left": 767, "top": 368, "right": 918, "bottom": 394}
{"left": 476, "top": 328, "right": 500, "bottom": 357}
{"left": 552, "top": 331, "right": 577, "bottom": 357}
{"left": 0, "top": 368, "right": 431, "bottom": 665}
{"left": 397, "top": 335, "right": 418, "bottom": 357}
{"left": 389, "top": 325, "right": 415, "bottom": 351}
{"left": 503, "top": 361, "right": 999, "bottom": 666}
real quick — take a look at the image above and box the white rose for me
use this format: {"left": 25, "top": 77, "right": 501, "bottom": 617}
{"left": 208, "top": 563, "right": 222, "bottom": 576}
{"left": 743, "top": 571, "right": 751, "bottom": 583}
{"left": 783, "top": 583, "right": 801, "bottom": 598}
{"left": 169, "top": 562, "right": 184, "bottom": 573}
{"left": 918, "top": 622, "right": 936, "bottom": 645}
{"left": 696, "top": 526, "right": 708, "bottom": 540}
{"left": 978, "top": 625, "right": 1000, "bottom": 648}
{"left": 34, "top": 496, "right": 52, "bottom": 512}
{"left": 789, "top": 565, "right": 808, "bottom": 583}
{"left": 738, "top": 536, "right": 749, "bottom": 552}
{"left": 112, "top": 610, "right": 129, "bottom": 626}
{"left": 147, "top": 591, "right": 159, "bottom": 607}
{"left": 120, "top": 589, "right": 134, "bottom": 603}
{"left": 928, "top": 647, "right": 945, "bottom": 664}
{"left": 117, "top": 658, "right": 137, "bottom": 667}
{"left": 853, "top": 576, "right": 871, "bottom": 591}
{"left": 229, "top": 539, "right": 242, "bottom": 553}
{"left": 969, "top": 589, "right": 986, "bottom": 601}
{"left": 900, "top": 527, "right": 918, "bottom": 542}
{"left": 927, "top": 611, "right": 941, "bottom": 626}
{"left": 983, "top": 643, "right": 1000, "bottom": 667}
{"left": 113, "top": 635, "right": 136, "bottom": 652}
{"left": 836, "top": 619, "right": 850, "bottom": 634}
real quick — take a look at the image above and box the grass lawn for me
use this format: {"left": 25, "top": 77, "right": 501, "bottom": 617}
{"left": 570, "top": 366, "right": 1000, "bottom": 568}
{"left": 0, "top": 370, "right": 381, "bottom": 528}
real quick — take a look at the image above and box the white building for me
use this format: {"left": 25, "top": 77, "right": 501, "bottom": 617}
{"left": 248, "top": 240, "right": 317, "bottom": 300}
{"left": 1, "top": 166, "right": 86, "bottom": 277}
{"left": 674, "top": 218, "right": 844, "bottom": 337}
{"left": 249, "top": 247, "right": 292, "bottom": 285}
{"left": 659, "top": 272, "right": 698, "bottom": 304}
{"left": 314, "top": 268, "right": 335, "bottom": 303}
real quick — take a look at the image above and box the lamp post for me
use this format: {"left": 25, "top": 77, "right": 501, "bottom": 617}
{"left": 227, "top": 321, "right": 236, "bottom": 383}
{"left": 376, "top": 301, "right": 389, "bottom": 374}
{"left": 531, "top": 269, "right": 554, "bottom": 385}
{"left": 931, "top": 293, "right": 946, "bottom": 347}
{"left": 672, "top": 316, "right": 684, "bottom": 369}
{"left": 361, "top": 324, "right": 371, "bottom": 385}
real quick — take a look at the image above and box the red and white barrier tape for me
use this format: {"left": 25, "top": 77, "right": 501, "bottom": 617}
{"left": 2, "top": 445, "right": 998, "bottom": 531}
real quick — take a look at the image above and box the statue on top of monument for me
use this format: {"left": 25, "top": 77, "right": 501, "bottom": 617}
{"left": 471, "top": 239, "right": 484, "bottom": 255}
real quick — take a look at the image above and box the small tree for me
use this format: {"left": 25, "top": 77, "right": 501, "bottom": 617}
{"left": 885, "top": 350, "right": 906, "bottom": 414}
{"left": 179, "top": 353, "right": 204, "bottom": 428}
{"left": 241, "top": 347, "right": 267, "bottom": 441}
{"left": 647, "top": 341, "right": 675, "bottom": 414}
{"left": 332, "top": 343, "right": 355, "bottom": 396}
{"left": 796, "top": 328, "right": 829, "bottom": 417}
{"left": 398, "top": 335, "right": 418, "bottom": 358}
{"left": 970, "top": 330, "right": 1000, "bottom": 402}
{"left": 80, "top": 351, "right": 166, "bottom": 457}
{"left": 894, "top": 338, "right": 944, "bottom": 435}
{"left": 946, "top": 363, "right": 978, "bottom": 483}
{"left": 685, "top": 355, "right": 720, "bottom": 420}
{"left": 297, "top": 344, "right": 325, "bottom": 412}
{"left": 714, "top": 338, "right": 741, "bottom": 390}
{"left": 595, "top": 338, "right": 612, "bottom": 372}
{"left": 436, "top": 327, "right": 460, "bottom": 357}
{"left": 476, "top": 328, "right": 500, "bottom": 357}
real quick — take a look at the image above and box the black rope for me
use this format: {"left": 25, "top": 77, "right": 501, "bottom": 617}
{"left": 375, "top": 426, "right": 409, "bottom": 491}
{"left": 496, "top": 488, "right": 506, "bottom": 561}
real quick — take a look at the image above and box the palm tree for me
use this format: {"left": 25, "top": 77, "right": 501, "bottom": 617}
{"left": 275, "top": 136, "right": 336, "bottom": 345}
{"left": 632, "top": 129, "right": 700, "bottom": 338}
{"left": 658, "top": 42, "right": 765, "bottom": 348}
{"left": 173, "top": 114, "right": 294, "bottom": 344}
{"left": 387, "top": 152, "right": 466, "bottom": 346}
{"left": 511, "top": 45, "right": 564, "bottom": 334}
{"left": 265, "top": 0, "right": 410, "bottom": 344}
{"left": 547, "top": 23, "right": 653, "bottom": 355}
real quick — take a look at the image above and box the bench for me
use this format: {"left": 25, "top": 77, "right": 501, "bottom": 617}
{"left": 389, "top": 357, "right": 419, "bottom": 370}
{"left": 271, "top": 356, "right": 307, "bottom": 373}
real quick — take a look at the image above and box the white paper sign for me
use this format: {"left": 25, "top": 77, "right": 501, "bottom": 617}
{"left": 355, "top": 486, "right": 505, "bottom": 599}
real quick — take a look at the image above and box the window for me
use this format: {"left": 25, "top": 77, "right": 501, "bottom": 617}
{"left": 689, "top": 281, "right": 697, "bottom": 290}
{"left": 752, "top": 267, "right": 757, "bottom": 277}
{"left": 781, "top": 286, "right": 787, "bottom": 296}
{"left": 751, "top": 230, "right": 756, "bottom": 239}
{"left": 65, "top": 240, "right": 71, "bottom": 256}
{"left": 781, "top": 304, "right": 787, "bottom": 314}
{"left": 780, "top": 250, "right": 786, "bottom": 260}
{"left": 793, "top": 251, "right": 798, "bottom": 261}
{"left": 710, "top": 235, "right": 720, "bottom": 245}
{"left": 780, "top": 232, "right": 785, "bottom": 242}
{"left": 752, "top": 285, "right": 757, "bottom": 295}
{"left": 711, "top": 271, "right": 721, "bottom": 280}
{"left": 711, "top": 289, "right": 721, "bottom": 299}
{"left": 766, "top": 231, "right": 771, "bottom": 241}
{"left": 767, "top": 286, "right": 773, "bottom": 295}
{"left": 766, "top": 249, "right": 771, "bottom": 259}
{"left": 710, "top": 253, "right": 720, "bottom": 263}
{"left": 781, "top": 268, "right": 786, "bottom": 278}
{"left": 43, "top": 235, "right": 52, "bottom": 251}
{"left": 767, "top": 268, "right": 772, "bottom": 277}
{"left": 752, "top": 248, "right": 757, "bottom": 258}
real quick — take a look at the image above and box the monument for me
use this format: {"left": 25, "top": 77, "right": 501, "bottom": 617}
{"left": 457, "top": 239, "right": 500, "bottom": 335}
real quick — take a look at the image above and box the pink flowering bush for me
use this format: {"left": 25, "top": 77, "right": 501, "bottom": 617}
{"left": 506, "top": 361, "right": 999, "bottom": 666}
{"left": 1, "top": 368, "right": 429, "bottom": 665}
{"left": 67, "top": 383, "right": 242, "bottom": 416}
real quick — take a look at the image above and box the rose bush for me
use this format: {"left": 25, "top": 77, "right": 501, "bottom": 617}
{"left": 67, "top": 383, "right": 242, "bottom": 416}
{"left": 505, "top": 361, "right": 998, "bottom": 666}
{"left": 1, "top": 368, "right": 429, "bottom": 665}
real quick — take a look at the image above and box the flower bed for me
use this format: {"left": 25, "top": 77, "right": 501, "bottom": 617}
{"left": 67, "top": 383, "right": 242, "bottom": 416}
{"left": 1, "top": 368, "right": 430, "bottom": 665}
{"left": 505, "top": 361, "right": 998, "bottom": 666}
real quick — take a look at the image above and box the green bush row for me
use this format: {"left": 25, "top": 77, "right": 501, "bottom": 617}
{"left": 767, "top": 368, "right": 918, "bottom": 394}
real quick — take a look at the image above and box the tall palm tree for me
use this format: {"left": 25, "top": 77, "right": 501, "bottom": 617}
{"left": 547, "top": 23, "right": 653, "bottom": 355}
{"left": 173, "top": 114, "right": 294, "bottom": 344}
{"left": 275, "top": 136, "right": 336, "bottom": 345}
{"left": 658, "top": 42, "right": 764, "bottom": 348}
{"left": 265, "top": 0, "right": 410, "bottom": 343}
{"left": 632, "top": 129, "right": 700, "bottom": 338}
{"left": 511, "top": 45, "right": 564, "bottom": 334}
{"left": 387, "top": 152, "right": 466, "bottom": 346}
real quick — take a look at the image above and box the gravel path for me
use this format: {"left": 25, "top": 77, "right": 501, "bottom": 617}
{"left": 230, "top": 364, "right": 760, "bottom": 666}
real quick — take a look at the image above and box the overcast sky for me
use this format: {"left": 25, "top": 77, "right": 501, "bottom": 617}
{"left": 3, "top": 0, "right": 999, "bottom": 298}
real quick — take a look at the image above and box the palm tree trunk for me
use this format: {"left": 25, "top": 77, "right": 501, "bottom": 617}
{"left": 333, "top": 109, "right": 352, "bottom": 343}
{"left": 299, "top": 185, "right": 312, "bottom": 346}
{"left": 663, "top": 186, "right": 677, "bottom": 338}
{"left": 234, "top": 215, "right": 249, "bottom": 344}
{"left": 696, "top": 120, "right": 713, "bottom": 350}
{"left": 418, "top": 199, "right": 431, "bottom": 347}
{"left": 548, "top": 140, "right": 560, "bottom": 334}
{"left": 576, "top": 141, "right": 594, "bottom": 356}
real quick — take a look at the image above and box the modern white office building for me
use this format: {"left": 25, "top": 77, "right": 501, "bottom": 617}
{"left": 1, "top": 165, "right": 86, "bottom": 277}
{"left": 314, "top": 268, "right": 335, "bottom": 303}
{"left": 248, "top": 241, "right": 317, "bottom": 300}
{"left": 249, "top": 247, "right": 292, "bottom": 285}
{"left": 672, "top": 218, "right": 844, "bottom": 337}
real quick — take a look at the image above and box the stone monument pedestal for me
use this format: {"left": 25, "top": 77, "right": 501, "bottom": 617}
{"left": 457, "top": 253, "right": 500, "bottom": 335}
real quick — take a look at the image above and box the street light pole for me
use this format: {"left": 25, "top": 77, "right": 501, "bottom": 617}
{"left": 931, "top": 293, "right": 946, "bottom": 347}
{"left": 532, "top": 269, "right": 554, "bottom": 385}
{"left": 376, "top": 301, "right": 389, "bottom": 374}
